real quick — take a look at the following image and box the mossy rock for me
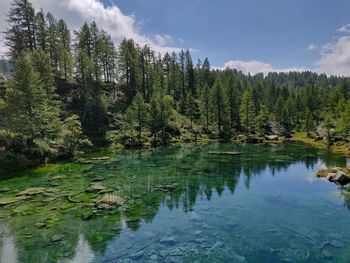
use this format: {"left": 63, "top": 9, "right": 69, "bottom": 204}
{"left": 0, "top": 197, "right": 19, "bottom": 206}
{"left": 51, "top": 234, "right": 64, "bottom": 242}
{"left": 17, "top": 187, "right": 47, "bottom": 196}
{"left": 0, "top": 188, "right": 10, "bottom": 193}
{"left": 86, "top": 183, "right": 107, "bottom": 193}
{"left": 13, "top": 204, "right": 30, "bottom": 214}
{"left": 96, "top": 195, "right": 125, "bottom": 207}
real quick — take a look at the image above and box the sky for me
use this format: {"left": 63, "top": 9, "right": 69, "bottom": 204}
{"left": 1, "top": 0, "right": 350, "bottom": 76}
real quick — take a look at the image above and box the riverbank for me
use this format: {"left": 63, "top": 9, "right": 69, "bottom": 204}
{"left": 290, "top": 132, "right": 350, "bottom": 156}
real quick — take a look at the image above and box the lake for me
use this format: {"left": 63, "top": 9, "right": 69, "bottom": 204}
{"left": 0, "top": 143, "right": 350, "bottom": 263}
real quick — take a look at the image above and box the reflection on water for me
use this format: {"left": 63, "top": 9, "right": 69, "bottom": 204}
{"left": 0, "top": 231, "right": 17, "bottom": 263}
{"left": 67, "top": 234, "right": 95, "bottom": 263}
{"left": 0, "top": 143, "right": 350, "bottom": 262}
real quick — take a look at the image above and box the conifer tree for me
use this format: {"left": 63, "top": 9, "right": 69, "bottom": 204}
{"left": 239, "top": 90, "right": 255, "bottom": 135}
{"left": 211, "top": 78, "right": 226, "bottom": 133}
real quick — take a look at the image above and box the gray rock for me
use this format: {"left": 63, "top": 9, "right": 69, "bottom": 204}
{"left": 267, "top": 122, "right": 291, "bottom": 138}
{"left": 265, "top": 135, "right": 278, "bottom": 141}
{"left": 327, "top": 171, "right": 350, "bottom": 186}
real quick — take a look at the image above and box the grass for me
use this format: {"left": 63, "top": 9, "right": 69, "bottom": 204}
{"left": 291, "top": 131, "right": 350, "bottom": 155}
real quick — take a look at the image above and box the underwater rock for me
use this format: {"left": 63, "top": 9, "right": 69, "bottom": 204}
{"left": 96, "top": 195, "right": 125, "bottom": 207}
{"left": 130, "top": 250, "right": 144, "bottom": 260}
{"left": 79, "top": 156, "right": 110, "bottom": 164}
{"left": 50, "top": 175, "right": 65, "bottom": 180}
{"left": 126, "top": 217, "right": 138, "bottom": 223}
{"left": 91, "top": 177, "right": 105, "bottom": 182}
{"left": 35, "top": 222, "right": 46, "bottom": 229}
{"left": 91, "top": 156, "right": 110, "bottom": 161}
{"left": 233, "top": 254, "right": 247, "bottom": 263}
{"left": 86, "top": 183, "right": 107, "bottom": 193}
{"left": 17, "top": 187, "right": 47, "bottom": 196}
{"left": 0, "top": 188, "right": 10, "bottom": 193}
{"left": 321, "top": 249, "right": 334, "bottom": 260}
{"left": 0, "top": 197, "right": 19, "bottom": 206}
{"left": 13, "top": 204, "right": 30, "bottom": 214}
{"left": 160, "top": 236, "right": 176, "bottom": 245}
{"left": 51, "top": 234, "right": 64, "bottom": 242}
{"left": 97, "top": 203, "right": 111, "bottom": 210}
{"left": 81, "top": 213, "right": 93, "bottom": 221}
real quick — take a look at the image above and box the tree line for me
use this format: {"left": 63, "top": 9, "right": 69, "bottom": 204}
{"left": 0, "top": 0, "right": 350, "bottom": 172}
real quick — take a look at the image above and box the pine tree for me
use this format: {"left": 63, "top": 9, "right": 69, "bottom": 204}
{"left": 185, "top": 91, "right": 196, "bottom": 128}
{"left": 225, "top": 77, "right": 239, "bottom": 129}
{"left": 5, "top": 0, "right": 36, "bottom": 60}
{"left": 57, "top": 19, "right": 72, "bottom": 79}
{"left": 125, "top": 92, "right": 148, "bottom": 146}
{"left": 4, "top": 53, "right": 60, "bottom": 144}
{"left": 256, "top": 104, "right": 269, "bottom": 136}
{"left": 200, "top": 83, "right": 211, "bottom": 131}
{"left": 239, "top": 90, "right": 255, "bottom": 135}
{"left": 35, "top": 9, "right": 47, "bottom": 52}
{"left": 210, "top": 78, "right": 226, "bottom": 133}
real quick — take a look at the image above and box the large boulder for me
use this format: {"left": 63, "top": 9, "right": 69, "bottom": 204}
{"left": 266, "top": 122, "right": 291, "bottom": 138}
{"left": 96, "top": 194, "right": 125, "bottom": 207}
{"left": 327, "top": 171, "right": 350, "bottom": 186}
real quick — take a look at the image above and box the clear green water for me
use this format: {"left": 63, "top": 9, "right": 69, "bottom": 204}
{"left": 1, "top": 143, "right": 350, "bottom": 263}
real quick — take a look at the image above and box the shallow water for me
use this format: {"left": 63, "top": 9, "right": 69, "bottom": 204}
{"left": 1, "top": 143, "right": 350, "bottom": 263}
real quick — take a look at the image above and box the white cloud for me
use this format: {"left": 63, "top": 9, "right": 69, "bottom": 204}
{"left": 307, "top": 43, "right": 318, "bottom": 51}
{"left": 220, "top": 60, "right": 307, "bottom": 75}
{"left": 314, "top": 36, "right": 350, "bottom": 76}
{"left": 0, "top": 0, "right": 186, "bottom": 56}
{"left": 154, "top": 34, "right": 172, "bottom": 46}
{"left": 337, "top": 24, "right": 350, "bottom": 33}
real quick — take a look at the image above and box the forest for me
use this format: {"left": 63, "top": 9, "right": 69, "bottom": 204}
{"left": 1, "top": 0, "right": 350, "bottom": 173}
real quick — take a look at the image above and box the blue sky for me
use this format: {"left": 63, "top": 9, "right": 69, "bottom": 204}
{"left": 1, "top": 0, "right": 350, "bottom": 76}
{"left": 110, "top": 0, "right": 350, "bottom": 71}
{"left": 112, "top": 0, "right": 349, "bottom": 69}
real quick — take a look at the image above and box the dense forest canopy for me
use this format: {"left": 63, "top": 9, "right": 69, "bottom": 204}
{"left": 0, "top": 0, "right": 350, "bottom": 173}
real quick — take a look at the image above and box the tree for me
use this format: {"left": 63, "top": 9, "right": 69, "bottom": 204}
{"left": 239, "top": 90, "right": 255, "bottom": 135}
{"left": 225, "top": 77, "right": 239, "bottom": 129}
{"left": 256, "top": 104, "right": 269, "bottom": 136}
{"left": 185, "top": 91, "right": 196, "bottom": 128}
{"left": 337, "top": 100, "right": 350, "bottom": 140}
{"left": 211, "top": 78, "right": 226, "bottom": 133}
{"left": 3, "top": 53, "right": 61, "bottom": 150}
{"left": 125, "top": 92, "right": 148, "bottom": 146}
{"left": 150, "top": 87, "right": 174, "bottom": 144}
{"left": 200, "top": 83, "right": 211, "bottom": 131}
{"left": 5, "top": 0, "right": 36, "bottom": 60}
{"left": 35, "top": 9, "right": 47, "bottom": 52}
{"left": 57, "top": 19, "right": 72, "bottom": 79}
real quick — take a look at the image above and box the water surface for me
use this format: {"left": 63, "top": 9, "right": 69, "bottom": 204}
{"left": 1, "top": 143, "right": 350, "bottom": 263}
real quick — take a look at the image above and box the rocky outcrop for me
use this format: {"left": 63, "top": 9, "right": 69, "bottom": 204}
{"left": 266, "top": 122, "right": 291, "bottom": 138}
{"left": 327, "top": 171, "right": 350, "bottom": 186}
{"left": 316, "top": 167, "right": 350, "bottom": 186}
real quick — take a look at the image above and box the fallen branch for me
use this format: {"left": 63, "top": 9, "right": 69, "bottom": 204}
{"left": 275, "top": 223, "right": 322, "bottom": 247}
{"left": 208, "top": 151, "right": 241, "bottom": 156}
